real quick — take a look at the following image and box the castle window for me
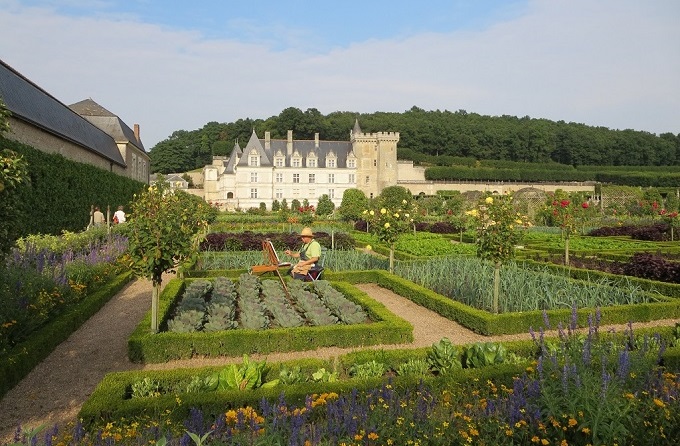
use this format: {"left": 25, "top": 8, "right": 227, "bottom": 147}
{"left": 328, "top": 174, "right": 335, "bottom": 184}
{"left": 373, "top": 159, "right": 377, "bottom": 167}
{"left": 293, "top": 173, "right": 300, "bottom": 183}
{"left": 329, "top": 189, "right": 335, "bottom": 199}
{"left": 275, "top": 173, "right": 283, "bottom": 183}
{"left": 309, "top": 173, "right": 315, "bottom": 183}
{"left": 347, "top": 159, "right": 356, "bottom": 168}
{"left": 250, "top": 172, "right": 258, "bottom": 183}
{"left": 275, "top": 189, "right": 283, "bottom": 199}
{"left": 249, "top": 156, "right": 259, "bottom": 167}
{"left": 250, "top": 188, "right": 258, "bottom": 198}
{"left": 327, "top": 158, "right": 336, "bottom": 168}
{"left": 292, "top": 158, "right": 301, "bottom": 167}
{"left": 308, "top": 158, "right": 316, "bottom": 168}
{"left": 275, "top": 157, "right": 284, "bottom": 167}
{"left": 309, "top": 189, "right": 316, "bottom": 197}
{"left": 349, "top": 174, "right": 355, "bottom": 184}
{"left": 365, "top": 176, "right": 370, "bottom": 184}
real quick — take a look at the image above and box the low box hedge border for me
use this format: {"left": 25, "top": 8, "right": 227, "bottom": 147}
{"left": 79, "top": 350, "right": 526, "bottom": 428}
{"left": 127, "top": 278, "right": 414, "bottom": 363}
{"left": 82, "top": 325, "right": 679, "bottom": 429}
{"left": 0, "top": 271, "right": 133, "bottom": 399}
{"left": 326, "top": 270, "right": 680, "bottom": 336}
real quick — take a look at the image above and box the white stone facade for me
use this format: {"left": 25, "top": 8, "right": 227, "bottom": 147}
{"left": 203, "top": 121, "right": 399, "bottom": 210}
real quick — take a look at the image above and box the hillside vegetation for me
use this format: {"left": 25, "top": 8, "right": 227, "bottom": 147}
{"left": 149, "top": 106, "right": 680, "bottom": 183}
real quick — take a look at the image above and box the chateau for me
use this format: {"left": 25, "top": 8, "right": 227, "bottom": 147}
{"left": 203, "top": 120, "right": 400, "bottom": 209}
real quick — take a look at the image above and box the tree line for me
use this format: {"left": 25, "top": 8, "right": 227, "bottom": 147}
{"left": 148, "top": 106, "right": 680, "bottom": 174}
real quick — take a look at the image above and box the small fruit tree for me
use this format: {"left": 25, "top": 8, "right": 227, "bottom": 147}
{"left": 470, "top": 192, "right": 529, "bottom": 314}
{"left": 545, "top": 190, "right": 591, "bottom": 265}
{"left": 127, "top": 178, "right": 217, "bottom": 332}
{"left": 363, "top": 199, "right": 418, "bottom": 273}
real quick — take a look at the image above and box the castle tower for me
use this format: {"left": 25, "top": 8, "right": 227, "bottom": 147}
{"left": 350, "top": 119, "right": 399, "bottom": 198}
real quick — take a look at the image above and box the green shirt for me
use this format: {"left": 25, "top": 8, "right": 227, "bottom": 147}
{"left": 301, "top": 240, "right": 322, "bottom": 262}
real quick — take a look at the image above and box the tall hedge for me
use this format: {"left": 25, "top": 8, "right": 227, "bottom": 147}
{"left": 2, "top": 137, "right": 146, "bottom": 236}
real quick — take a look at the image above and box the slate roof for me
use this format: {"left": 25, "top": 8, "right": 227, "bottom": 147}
{"left": 0, "top": 59, "right": 126, "bottom": 166}
{"left": 69, "top": 98, "right": 146, "bottom": 152}
{"left": 231, "top": 129, "right": 354, "bottom": 169}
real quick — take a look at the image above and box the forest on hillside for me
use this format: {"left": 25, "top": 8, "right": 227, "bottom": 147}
{"left": 148, "top": 106, "right": 680, "bottom": 174}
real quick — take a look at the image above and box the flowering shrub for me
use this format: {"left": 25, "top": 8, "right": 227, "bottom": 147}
{"left": 296, "top": 205, "right": 315, "bottom": 226}
{"left": 469, "top": 193, "right": 529, "bottom": 265}
{"left": 362, "top": 200, "right": 417, "bottom": 246}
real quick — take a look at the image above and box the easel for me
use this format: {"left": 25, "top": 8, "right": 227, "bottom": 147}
{"left": 249, "top": 239, "right": 292, "bottom": 296}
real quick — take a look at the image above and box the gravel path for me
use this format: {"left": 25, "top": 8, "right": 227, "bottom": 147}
{"left": 1, "top": 278, "right": 677, "bottom": 443}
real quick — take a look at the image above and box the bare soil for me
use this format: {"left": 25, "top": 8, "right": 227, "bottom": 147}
{"left": 1, "top": 278, "right": 677, "bottom": 443}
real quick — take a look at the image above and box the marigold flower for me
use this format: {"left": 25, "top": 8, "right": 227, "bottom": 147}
{"left": 485, "top": 197, "right": 494, "bottom": 204}
{"left": 368, "top": 432, "right": 379, "bottom": 440}
{"left": 653, "top": 398, "right": 665, "bottom": 408}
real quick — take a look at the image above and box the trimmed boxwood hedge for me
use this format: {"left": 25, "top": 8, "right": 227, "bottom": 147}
{"left": 326, "top": 270, "right": 680, "bottom": 336}
{"left": 127, "top": 278, "right": 414, "bottom": 363}
{"left": 0, "top": 271, "right": 133, "bottom": 399}
{"left": 79, "top": 352, "right": 526, "bottom": 428}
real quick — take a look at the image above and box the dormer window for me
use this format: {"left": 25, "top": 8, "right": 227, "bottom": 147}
{"left": 274, "top": 150, "right": 285, "bottom": 167}
{"left": 347, "top": 158, "right": 356, "bottom": 168}
{"left": 326, "top": 150, "right": 337, "bottom": 168}
{"left": 292, "top": 157, "right": 301, "bottom": 168}
{"left": 307, "top": 158, "right": 316, "bottom": 168}
{"left": 248, "top": 150, "right": 259, "bottom": 167}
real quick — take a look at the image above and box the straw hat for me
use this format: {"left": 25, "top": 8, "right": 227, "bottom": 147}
{"left": 300, "top": 227, "right": 314, "bottom": 237}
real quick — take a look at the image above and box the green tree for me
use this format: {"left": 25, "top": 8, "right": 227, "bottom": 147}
{"left": 376, "top": 186, "right": 414, "bottom": 210}
{"left": 316, "top": 194, "right": 335, "bottom": 216}
{"left": 364, "top": 200, "right": 418, "bottom": 273}
{"left": 471, "top": 193, "right": 528, "bottom": 313}
{"left": 126, "top": 178, "right": 216, "bottom": 332}
{"left": 338, "top": 188, "right": 369, "bottom": 222}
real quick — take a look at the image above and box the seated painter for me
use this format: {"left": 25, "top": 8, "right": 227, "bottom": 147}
{"left": 284, "top": 227, "right": 322, "bottom": 280}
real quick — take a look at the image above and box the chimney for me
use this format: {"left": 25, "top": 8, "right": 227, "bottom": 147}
{"left": 287, "top": 130, "right": 293, "bottom": 156}
{"left": 314, "top": 133, "right": 319, "bottom": 149}
{"left": 265, "top": 131, "right": 271, "bottom": 150}
{"left": 134, "top": 124, "right": 140, "bottom": 143}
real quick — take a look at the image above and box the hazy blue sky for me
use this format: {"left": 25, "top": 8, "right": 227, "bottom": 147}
{"left": 1, "top": 0, "right": 678, "bottom": 148}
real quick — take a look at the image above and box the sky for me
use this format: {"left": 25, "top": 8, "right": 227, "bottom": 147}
{"left": 0, "top": 0, "right": 679, "bottom": 150}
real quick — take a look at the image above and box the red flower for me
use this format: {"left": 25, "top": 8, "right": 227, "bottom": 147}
{"left": 560, "top": 200, "right": 570, "bottom": 208}
{"left": 652, "top": 201, "right": 659, "bottom": 209}
{"left": 581, "top": 202, "right": 589, "bottom": 209}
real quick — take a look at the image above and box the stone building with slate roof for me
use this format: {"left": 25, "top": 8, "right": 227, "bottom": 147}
{"left": 0, "top": 58, "right": 149, "bottom": 183}
{"left": 203, "top": 120, "right": 400, "bottom": 210}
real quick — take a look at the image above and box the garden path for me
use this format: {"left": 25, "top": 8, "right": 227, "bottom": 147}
{"left": 0, "top": 278, "right": 677, "bottom": 443}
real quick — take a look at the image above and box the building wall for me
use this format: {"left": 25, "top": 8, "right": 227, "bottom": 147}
{"left": 8, "top": 117, "right": 126, "bottom": 175}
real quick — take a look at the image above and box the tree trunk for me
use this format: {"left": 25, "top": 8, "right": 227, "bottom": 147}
{"left": 493, "top": 261, "right": 501, "bottom": 314}
{"left": 389, "top": 243, "right": 395, "bottom": 274}
{"left": 151, "top": 282, "right": 160, "bottom": 333}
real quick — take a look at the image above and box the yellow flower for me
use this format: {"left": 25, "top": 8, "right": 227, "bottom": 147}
{"left": 402, "top": 199, "right": 407, "bottom": 204}
{"left": 365, "top": 245, "right": 372, "bottom": 251}
{"left": 380, "top": 208, "right": 387, "bottom": 214}
{"left": 369, "top": 210, "right": 375, "bottom": 216}
{"left": 568, "top": 418, "right": 577, "bottom": 427}
{"left": 653, "top": 398, "right": 665, "bottom": 408}
{"left": 541, "top": 440, "right": 549, "bottom": 445}
{"left": 384, "top": 222, "right": 390, "bottom": 229}
{"left": 485, "top": 197, "right": 494, "bottom": 204}
{"left": 368, "top": 432, "right": 379, "bottom": 440}
{"left": 394, "top": 213, "right": 400, "bottom": 218}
